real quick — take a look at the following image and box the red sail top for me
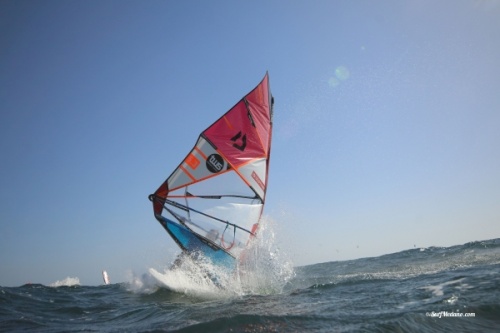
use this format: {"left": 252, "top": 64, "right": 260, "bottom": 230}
{"left": 203, "top": 73, "right": 272, "bottom": 168}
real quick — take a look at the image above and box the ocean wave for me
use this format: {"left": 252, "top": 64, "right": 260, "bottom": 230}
{"left": 1, "top": 238, "right": 499, "bottom": 332}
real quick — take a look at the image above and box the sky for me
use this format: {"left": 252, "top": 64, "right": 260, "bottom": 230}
{"left": 1, "top": 0, "right": 499, "bottom": 287}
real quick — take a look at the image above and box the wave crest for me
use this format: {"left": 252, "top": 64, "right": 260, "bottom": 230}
{"left": 49, "top": 277, "right": 80, "bottom": 287}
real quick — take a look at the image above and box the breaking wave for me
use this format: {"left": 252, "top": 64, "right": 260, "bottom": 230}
{"left": 49, "top": 276, "right": 80, "bottom": 287}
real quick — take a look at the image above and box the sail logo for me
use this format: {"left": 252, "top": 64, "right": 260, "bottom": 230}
{"left": 251, "top": 171, "right": 265, "bottom": 191}
{"left": 231, "top": 131, "right": 247, "bottom": 151}
{"left": 206, "top": 154, "right": 224, "bottom": 173}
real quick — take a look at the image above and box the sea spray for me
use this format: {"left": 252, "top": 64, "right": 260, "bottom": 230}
{"left": 149, "top": 255, "right": 234, "bottom": 299}
{"left": 49, "top": 277, "right": 80, "bottom": 287}
{"left": 235, "top": 215, "right": 295, "bottom": 295}
{"left": 146, "top": 216, "right": 295, "bottom": 297}
{"left": 125, "top": 270, "right": 159, "bottom": 294}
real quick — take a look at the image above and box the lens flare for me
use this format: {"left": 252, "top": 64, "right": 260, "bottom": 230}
{"left": 335, "top": 66, "right": 350, "bottom": 81}
{"left": 328, "top": 66, "right": 350, "bottom": 89}
{"left": 328, "top": 77, "right": 340, "bottom": 88}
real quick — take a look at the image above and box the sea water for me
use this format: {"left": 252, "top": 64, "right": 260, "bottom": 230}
{"left": 1, "top": 236, "right": 499, "bottom": 332}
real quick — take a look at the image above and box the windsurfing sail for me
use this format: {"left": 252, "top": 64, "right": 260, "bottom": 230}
{"left": 149, "top": 72, "right": 273, "bottom": 270}
{"left": 102, "top": 270, "right": 110, "bottom": 285}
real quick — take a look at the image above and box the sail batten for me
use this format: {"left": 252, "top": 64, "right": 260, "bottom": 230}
{"left": 149, "top": 73, "right": 273, "bottom": 268}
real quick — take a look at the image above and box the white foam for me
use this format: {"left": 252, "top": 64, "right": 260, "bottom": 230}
{"left": 49, "top": 276, "right": 81, "bottom": 287}
{"left": 148, "top": 216, "right": 295, "bottom": 298}
{"left": 149, "top": 258, "right": 228, "bottom": 299}
{"left": 125, "top": 270, "right": 159, "bottom": 294}
{"left": 420, "top": 278, "right": 465, "bottom": 297}
{"left": 235, "top": 216, "right": 295, "bottom": 295}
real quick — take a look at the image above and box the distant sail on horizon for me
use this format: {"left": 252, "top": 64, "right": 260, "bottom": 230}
{"left": 149, "top": 72, "right": 273, "bottom": 269}
{"left": 102, "top": 270, "right": 110, "bottom": 285}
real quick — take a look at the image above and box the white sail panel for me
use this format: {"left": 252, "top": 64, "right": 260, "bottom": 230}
{"left": 236, "top": 158, "right": 267, "bottom": 201}
{"left": 167, "top": 136, "right": 228, "bottom": 192}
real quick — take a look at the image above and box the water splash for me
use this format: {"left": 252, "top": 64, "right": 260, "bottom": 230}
{"left": 126, "top": 271, "right": 159, "bottom": 294}
{"left": 149, "top": 255, "right": 234, "bottom": 298}
{"left": 49, "top": 277, "right": 80, "bottom": 287}
{"left": 147, "top": 216, "right": 295, "bottom": 298}
{"left": 235, "top": 216, "right": 295, "bottom": 295}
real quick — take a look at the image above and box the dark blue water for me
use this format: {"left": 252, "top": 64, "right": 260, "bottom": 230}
{"left": 1, "top": 239, "right": 499, "bottom": 332}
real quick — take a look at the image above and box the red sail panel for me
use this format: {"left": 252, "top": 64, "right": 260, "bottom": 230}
{"left": 245, "top": 74, "right": 272, "bottom": 156}
{"left": 203, "top": 74, "right": 272, "bottom": 168}
{"left": 202, "top": 101, "right": 264, "bottom": 168}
